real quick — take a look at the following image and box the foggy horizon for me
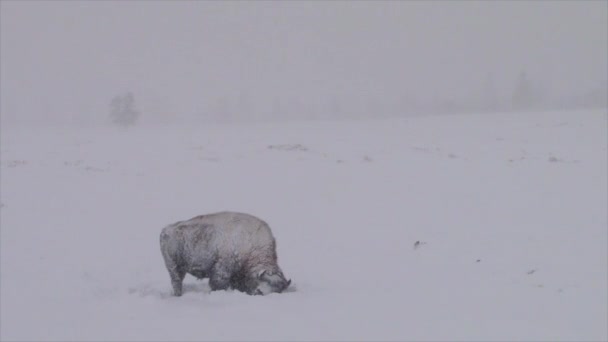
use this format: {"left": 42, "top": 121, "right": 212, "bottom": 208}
{"left": 1, "top": 1, "right": 606, "bottom": 125}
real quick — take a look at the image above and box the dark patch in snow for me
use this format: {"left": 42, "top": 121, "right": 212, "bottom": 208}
{"left": 412, "top": 146, "right": 432, "bottom": 152}
{"left": 5, "top": 160, "right": 27, "bottom": 168}
{"left": 64, "top": 160, "right": 109, "bottom": 173}
{"left": 413, "top": 241, "right": 427, "bottom": 250}
{"left": 412, "top": 146, "right": 465, "bottom": 160}
{"left": 268, "top": 144, "right": 308, "bottom": 152}
{"left": 548, "top": 156, "right": 579, "bottom": 164}
{"left": 64, "top": 160, "right": 84, "bottom": 166}
{"left": 508, "top": 156, "right": 526, "bottom": 163}
{"left": 526, "top": 269, "right": 537, "bottom": 275}
{"left": 84, "top": 166, "right": 106, "bottom": 173}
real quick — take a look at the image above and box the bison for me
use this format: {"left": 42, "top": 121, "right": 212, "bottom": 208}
{"left": 160, "top": 211, "right": 291, "bottom": 296}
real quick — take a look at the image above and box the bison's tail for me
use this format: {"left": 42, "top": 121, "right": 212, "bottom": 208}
{"left": 159, "top": 225, "right": 174, "bottom": 251}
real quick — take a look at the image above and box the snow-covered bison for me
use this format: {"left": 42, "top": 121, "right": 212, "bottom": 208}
{"left": 160, "top": 211, "right": 291, "bottom": 296}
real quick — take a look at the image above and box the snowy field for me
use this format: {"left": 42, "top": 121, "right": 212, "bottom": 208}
{"left": 1, "top": 109, "right": 607, "bottom": 341}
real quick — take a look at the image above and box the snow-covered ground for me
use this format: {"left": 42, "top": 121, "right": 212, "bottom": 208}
{"left": 1, "top": 109, "right": 607, "bottom": 341}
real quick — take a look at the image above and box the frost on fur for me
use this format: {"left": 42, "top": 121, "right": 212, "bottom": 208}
{"left": 160, "top": 211, "right": 291, "bottom": 296}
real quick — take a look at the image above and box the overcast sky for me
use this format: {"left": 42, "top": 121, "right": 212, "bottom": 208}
{"left": 1, "top": 1, "right": 606, "bottom": 124}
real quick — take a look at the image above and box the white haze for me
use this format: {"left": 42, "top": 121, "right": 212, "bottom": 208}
{"left": 1, "top": 2, "right": 607, "bottom": 341}
{"left": 1, "top": 1, "right": 607, "bottom": 125}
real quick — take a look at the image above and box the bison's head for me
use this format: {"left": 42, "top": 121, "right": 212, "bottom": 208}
{"left": 254, "top": 270, "right": 291, "bottom": 295}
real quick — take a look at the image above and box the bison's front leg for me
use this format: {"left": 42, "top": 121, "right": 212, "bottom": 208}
{"left": 209, "top": 272, "right": 231, "bottom": 291}
{"left": 209, "top": 263, "right": 232, "bottom": 292}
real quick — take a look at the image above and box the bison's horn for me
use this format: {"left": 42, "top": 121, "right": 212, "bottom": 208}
{"left": 258, "top": 270, "right": 267, "bottom": 278}
{"left": 286, "top": 279, "right": 292, "bottom": 286}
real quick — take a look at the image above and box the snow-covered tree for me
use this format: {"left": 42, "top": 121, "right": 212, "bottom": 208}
{"left": 482, "top": 73, "right": 498, "bottom": 111}
{"left": 511, "top": 71, "right": 536, "bottom": 110}
{"left": 110, "top": 92, "right": 139, "bottom": 126}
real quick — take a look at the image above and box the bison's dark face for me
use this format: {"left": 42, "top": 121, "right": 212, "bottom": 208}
{"left": 254, "top": 270, "right": 291, "bottom": 295}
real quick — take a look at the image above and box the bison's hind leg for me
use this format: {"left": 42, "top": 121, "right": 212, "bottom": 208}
{"left": 160, "top": 231, "right": 186, "bottom": 296}
{"left": 161, "top": 252, "right": 186, "bottom": 296}
{"left": 169, "top": 268, "right": 186, "bottom": 296}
